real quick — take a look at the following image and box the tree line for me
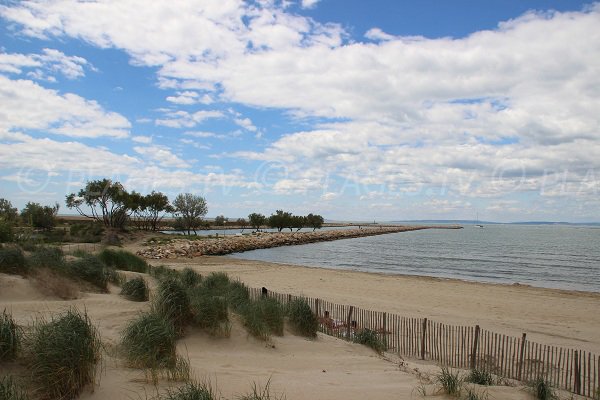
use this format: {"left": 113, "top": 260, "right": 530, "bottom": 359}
{"left": 0, "top": 179, "right": 325, "bottom": 241}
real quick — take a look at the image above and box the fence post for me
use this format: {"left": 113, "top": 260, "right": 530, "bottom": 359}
{"left": 288, "top": 294, "right": 292, "bottom": 303}
{"left": 471, "top": 325, "right": 480, "bottom": 369}
{"left": 315, "top": 299, "right": 320, "bottom": 317}
{"left": 574, "top": 350, "right": 581, "bottom": 394}
{"left": 382, "top": 312, "right": 387, "bottom": 349}
{"left": 346, "top": 306, "right": 354, "bottom": 340}
{"left": 421, "top": 318, "right": 428, "bottom": 360}
{"left": 518, "top": 333, "right": 527, "bottom": 381}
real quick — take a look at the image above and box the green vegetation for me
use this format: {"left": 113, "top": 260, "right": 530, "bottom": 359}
{"left": 28, "top": 246, "right": 65, "bottom": 270}
{"left": 202, "top": 272, "right": 230, "bottom": 293}
{"left": 0, "top": 376, "right": 29, "bottom": 400}
{"left": 121, "top": 312, "right": 176, "bottom": 369}
{"left": 436, "top": 367, "right": 462, "bottom": 397}
{"left": 162, "top": 380, "right": 218, "bottom": 400}
{"left": 120, "top": 276, "right": 149, "bottom": 301}
{"left": 287, "top": 298, "right": 318, "bottom": 338}
{"left": 153, "top": 277, "right": 192, "bottom": 330}
{"left": 227, "top": 280, "right": 250, "bottom": 312}
{"left": 180, "top": 267, "right": 201, "bottom": 288}
{"left": 239, "top": 298, "right": 284, "bottom": 340}
{"left": 0, "top": 310, "right": 21, "bottom": 361}
{"left": 69, "top": 222, "right": 104, "bottom": 243}
{"left": 0, "top": 247, "right": 27, "bottom": 275}
{"left": 66, "top": 254, "right": 110, "bottom": 290}
{"left": 267, "top": 210, "right": 325, "bottom": 232}
{"left": 353, "top": 328, "right": 386, "bottom": 354}
{"left": 0, "top": 220, "right": 14, "bottom": 243}
{"left": 27, "top": 309, "right": 101, "bottom": 400}
{"left": 465, "top": 369, "right": 494, "bottom": 386}
{"left": 464, "top": 387, "right": 488, "bottom": 400}
{"left": 188, "top": 290, "right": 229, "bottom": 335}
{"left": 20, "top": 202, "right": 59, "bottom": 231}
{"left": 239, "top": 380, "right": 284, "bottom": 400}
{"left": 173, "top": 193, "right": 208, "bottom": 235}
{"left": 529, "top": 377, "right": 557, "bottom": 400}
{"left": 98, "top": 248, "right": 148, "bottom": 272}
{"left": 248, "top": 213, "right": 266, "bottom": 231}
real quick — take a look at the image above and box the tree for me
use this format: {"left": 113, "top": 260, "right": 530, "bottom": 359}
{"left": 268, "top": 210, "right": 292, "bottom": 232}
{"left": 236, "top": 218, "right": 247, "bottom": 232}
{"left": 66, "top": 179, "right": 133, "bottom": 229}
{"left": 172, "top": 193, "right": 208, "bottom": 235}
{"left": 214, "top": 215, "right": 228, "bottom": 227}
{"left": 290, "top": 215, "right": 306, "bottom": 232}
{"left": 0, "top": 198, "right": 18, "bottom": 223}
{"left": 248, "top": 213, "right": 266, "bottom": 231}
{"left": 130, "top": 191, "right": 173, "bottom": 231}
{"left": 21, "top": 202, "right": 59, "bottom": 231}
{"left": 306, "top": 213, "right": 324, "bottom": 231}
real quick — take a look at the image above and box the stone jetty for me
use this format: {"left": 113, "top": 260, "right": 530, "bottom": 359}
{"left": 137, "top": 225, "right": 461, "bottom": 259}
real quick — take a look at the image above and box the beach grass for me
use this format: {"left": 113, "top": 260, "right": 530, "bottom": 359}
{"left": 201, "top": 272, "right": 231, "bottom": 294}
{"left": 435, "top": 367, "right": 462, "bottom": 397}
{"left": 161, "top": 380, "right": 218, "bottom": 400}
{"left": 0, "top": 247, "right": 27, "bottom": 275}
{"left": 120, "top": 276, "right": 149, "bottom": 301}
{"left": 180, "top": 267, "right": 201, "bottom": 288}
{"left": 239, "top": 379, "right": 284, "bottom": 400}
{"left": 465, "top": 368, "right": 494, "bottom": 386}
{"left": 0, "top": 309, "right": 21, "bottom": 361}
{"left": 227, "top": 280, "right": 250, "bottom": 312}
{"left": 28, "top": 246, "right": 65, "bottom": 270}
{"left": 353, "top": 328, "right": 386, "bottom": 354}
{"left": 153, "top": 277, "right": 192, "bottom": 331}
{"left": 27, "top": 308, "right": 102, "bottom": 400}
{"left": 0, "top": 376, "right": 29, "bottom": 400}
{"left": 529, "top": 377, "right": 557, "bottom": 400}
{"left": 66, "top": 254, "right": 110, "bottom": 291}
{"left": 121, "top": 311, "right": 177, "bottom": 370}
{"left": 239, "top": 297, "right": 284, "bottom": 340}
{"left": 286, "top": 299, "right": 318, "bottom": 338}
{"left": 188, "top": 289, "right": 229, "bottom": 335}
{"left": 98, "top": 249, "right": 148, "bottom": 273}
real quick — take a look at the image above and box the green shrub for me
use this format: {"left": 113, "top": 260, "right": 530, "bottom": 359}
{"left": 106, "top": 269, "right": 126, "bottom": 286}
{"left": 121, "top": 312, "right": 176, "bottom": 369}
{"left": 98, "top": 249, "right": 148, "bottom": 273}
{"left": 180, "top": 268, "right": 201, "bottom": 288}
{"left": 162, "top": 380, "right": 217, "bottom": 400}
{"left": 0, "top": 376, "right": 29, "bottom": 400}
{"left": 28, "top": 309, "right": 102, "bottom": 400}
{"left": 0, "top": 221, "right": 14, "bottom": 243}
{"left": 28, "top": 246, "right": 65, "bottom": 270}
{"left": 0, "top": 309, "right": 21, "bottom": 361}
{"left": 0, "top": 247, "right": 27, "bottom": 275}
{"left": 66, "top": 255, "right": 108, "bottom": 290}
{"left": 201, "top": 272, "right": 230, "bottom": 295}
{"left": 240, "top": 298, "right": 284, "bottom": 340}
{"left": 227, "top": 280, "right": 250, "bottom": 312}
{"left": 435, "top": 367, "right": 462, "bottom": 397}
{"left": 154, "top": 278, "right": 192, "bottom": 330}
{"left": 188, "top": 290, "right": 228, "bottom": 334}
{"left": 465, "top": 368, "right": 494, "bottom": 386}
{"left": 149, "top": 265, "right": 180, "bottom": 280}
{"left": 69, "top": 223, "right": 103, "bottom": 243}
{"left": 353, "top": 328, "right": 386, "bottom": 354}
{"left": 120, "top": 277, "right": 149, "bottom": 301}
{"left": 529, "top": 377, "right": 556, "bottom": 400}
{"left": 287, "top": 299, "right": 318, "bottom": 338}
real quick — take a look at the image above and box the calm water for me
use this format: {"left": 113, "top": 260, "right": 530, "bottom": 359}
{"left": 229, "top": 225, "right": 600, "bottom": 293}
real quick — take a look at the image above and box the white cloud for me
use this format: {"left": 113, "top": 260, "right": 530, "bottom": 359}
{"left": 0, "top": 75, "right": 131, "bottom": 138}
{"left": 133, "top": 145, "right": 189, "bottom": 168}
{"left": 132, "top": 135, "right": 152, "bottom": 144}
{"left": 320, "top": 192, "right": 339, "bottom": 201}
{"left": 166, "top": 91, "right": 200, "bottom": 105}
{"left": 234, "top": 117, "right": 257, "bottom": 132}
{"left": 300, "top": 0, "right": 320, "bottom": 9}
{"left": 155, "top": 110, "right": 224, "bottom": 128}
{"left": 0, "top": 48, "right": 91, "bottom": 80}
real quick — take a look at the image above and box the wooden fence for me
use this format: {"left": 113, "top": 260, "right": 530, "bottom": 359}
{"left": 248, "top": 287, "right": 599, "bottom": 399}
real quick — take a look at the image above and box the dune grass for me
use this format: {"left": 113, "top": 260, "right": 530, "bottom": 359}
{"left": 465, "top": 368, "right": 494, "bottom": 386}
{"left": 529, "top": 377, "right": 557, "bottom": 400}
{"left": 149, "top": 265, "right": 180, "bottom": 281}
{"left": 435, "top": 367, "right": 462, "bottom": 397}
{"left": 180, "top": 268, "right": 201, "bottom": 288}
{"left": 121, "top": 311, "right": 177, "bottom": 370}
{"left": 286, "top": 299, "right": 318, "bottom": 338}
{"left": 153, "top": 277, "right": 192, "bottom": 331}
{"left": 227, "top": 280, "right": 250, "bottom": 312}
{"left": 28, "top": 246, "right": 65, "bottom": 270}
{"left": 353, "top": 328, "right": 386, "bottom": 354}
{"left": 120, "top": 276, "right": 149, "bottom": 301}
{"left": 0, "top": 376, "right": 29, "bottom": 400}
{"left": 0, "top": 247, "right": 27, "bottom": 275}
{"left": 239, "top": 297, "right": 284, "bottom": 340}
{"left": 98, "top": 249, "right": 148, "bottom": 273}
{"left": 188, "top": 289, "right": 229, "bottom": 336}
{"left": 161, "top": 380, "right": 218, "bottom": 400}
{"left": 66, "top": 254, "right": 110, "bottom": 291}
{"left": 27, "top": 308, "right": 102, "bottom": 400}
{"left": 239, "top": 379, "right": 284, "bottom": 400}
{"left": 0, "top": 309, "right": 21, "bottom": 361}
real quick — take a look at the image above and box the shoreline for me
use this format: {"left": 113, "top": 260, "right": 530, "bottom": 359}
{"left": 152, "top": 255, "right": 600, "bottom": 355}
{"left": 137, "top": 225, "right": 461, "bottom": 258}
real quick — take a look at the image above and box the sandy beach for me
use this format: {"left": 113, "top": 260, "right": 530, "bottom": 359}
{"left": 2, "top": 240, "right": 598, "bottom": 400}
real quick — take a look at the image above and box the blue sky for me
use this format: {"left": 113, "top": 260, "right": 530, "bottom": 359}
{"left": 0, "top": 0, "right": 599, "bottom": 222}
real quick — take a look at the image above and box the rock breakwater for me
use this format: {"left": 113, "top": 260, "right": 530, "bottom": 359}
{"left": 137, "top": 225, "right": 461, "bottom": 259}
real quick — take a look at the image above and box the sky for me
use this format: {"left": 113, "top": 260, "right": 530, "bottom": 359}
{"left": 0, "top": 0, "right": 599, "bottom": 223}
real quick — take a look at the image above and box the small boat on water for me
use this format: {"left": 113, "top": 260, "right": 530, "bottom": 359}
{"left": 475, "top": 213, "right": 484, "bottom": 228}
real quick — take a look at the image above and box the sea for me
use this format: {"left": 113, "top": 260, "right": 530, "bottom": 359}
{"left": 228, "top": 224, "right": 600, "bottom": 293}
